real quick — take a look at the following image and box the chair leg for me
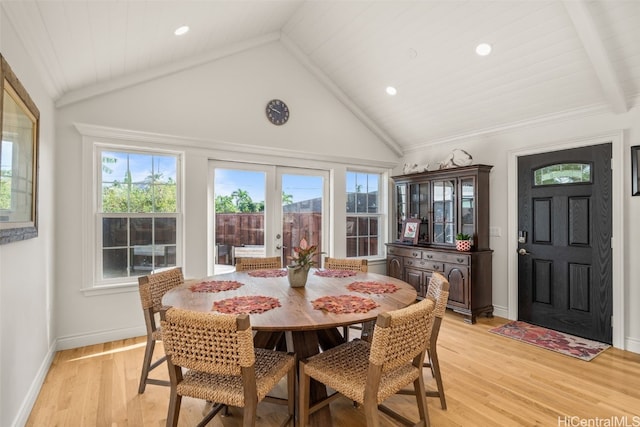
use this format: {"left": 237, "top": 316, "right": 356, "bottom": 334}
{"left": 298, "top": 362, "right": 310, "bottom": 427}
{"left": 243, "top": 398, "right": 258, "bottom": 427}
{"left": 429, "top": 348, "right": 447, "bottom": 409}
{"left": 138, "top": 338, "right": 155, "bottom": 394}
{"left": 363, "top": 396, "right": 381, "bottom": 427}
{"left": 287, "top": 365, "right": 296, "bottom": 425}
{"left": 413, "top": 375, "right": 430, "bottom": 427}
{"left": 166, "top": 392, "right": 182, "bottom": 427}
{"left": 342, "top": 325, "right": 350, "bottom": 341}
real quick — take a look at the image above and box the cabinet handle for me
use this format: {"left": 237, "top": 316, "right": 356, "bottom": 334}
{"left": 457, "top": 257, "right": 465, "bottom": 263}
{"left": 412, "top": 252, "right": 419, "bottom": 257}
{"left": 432, "top": 265, "right": 440, "bottom": 271}
{"left": 426, "top": 254, "right": 433, "bottom": 259}
{"left": 407, "top": 261, "right": 413, "bottom": 266}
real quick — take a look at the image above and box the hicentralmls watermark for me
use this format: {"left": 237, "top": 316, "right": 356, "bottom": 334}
{"left": 558, "top": 416, "right": 640, "bottom": 427}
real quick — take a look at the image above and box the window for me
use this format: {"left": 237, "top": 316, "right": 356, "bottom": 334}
{"left": 346, "top": 171, "right": 382, "bottom": 258}
{"left": 534, "top": 163, "right": 592, "bottom": 186}
{"left": 96, "top": 148, "right": 181, "bottom": 284}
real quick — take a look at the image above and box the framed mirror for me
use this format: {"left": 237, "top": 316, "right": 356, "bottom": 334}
{"left": 0, "top": 54, "right": 40, "bottom": 244}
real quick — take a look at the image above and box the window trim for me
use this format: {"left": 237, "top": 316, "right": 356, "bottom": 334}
{"left": 82, "top": 138, "right": 184, "bottom": 294}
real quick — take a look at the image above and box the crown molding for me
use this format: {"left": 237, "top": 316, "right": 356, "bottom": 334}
{"left": 403, "top": 102, "right": 615, "bottom": 152}
{"left": 73, "top": 123, "right": 398, "bottom": 169}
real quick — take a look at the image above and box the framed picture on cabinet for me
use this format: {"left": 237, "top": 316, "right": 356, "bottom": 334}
{"left": 633, "top": 145, "right": 640, "bottom": 196}
{"left": 400, "top": 218, "right": 420, "bottom": 244}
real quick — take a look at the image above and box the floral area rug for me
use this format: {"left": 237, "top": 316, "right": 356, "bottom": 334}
{"left": 489, "top": 321, "right": 610, "bottom": 361}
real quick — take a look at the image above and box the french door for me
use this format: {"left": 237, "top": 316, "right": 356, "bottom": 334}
{"left": 209, "top": 161, "right": 329, "bottom": 274}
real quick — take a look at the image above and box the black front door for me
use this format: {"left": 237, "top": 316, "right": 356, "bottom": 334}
{"left": 517, "top": 143, "right": 612, "bottom": 344}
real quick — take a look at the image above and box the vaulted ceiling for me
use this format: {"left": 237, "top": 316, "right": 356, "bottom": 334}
{"left": 3, "top": 0, "right": 639, "bottom": 154}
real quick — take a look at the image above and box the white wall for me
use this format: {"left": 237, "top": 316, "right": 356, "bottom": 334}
{"left": 54, "top": 41, "right": 398, "bottom": 349}
{"left": 399, "top": 104, "right": 640, "bottom": 353}
{"left": 0, "top": 9, "right": 57, "bottom": 427}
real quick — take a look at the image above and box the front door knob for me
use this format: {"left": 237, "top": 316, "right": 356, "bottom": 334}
{"left": 518, "top": 248, "right": 530, "bottom": 256}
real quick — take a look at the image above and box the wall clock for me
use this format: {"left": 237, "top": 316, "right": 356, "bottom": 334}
{"left": 265, "top": 99, "right": 290, "bottom": 125}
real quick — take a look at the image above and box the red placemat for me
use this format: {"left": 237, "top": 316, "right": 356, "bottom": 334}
{"left": 314, "top": 269, "right": 358, "bottom": 278}
{"left": 212, "top": 296, "right": 281, "bottom": 314}
{"left": 312, "top": 295, "right": 379, "bottom": 314}
{"left": 346, "top": 281, "right": 399, "bottom": 294}
{"left": 189, "top": 280, "right": 244, "bottom": 293}
{"left": 247, "top": 269, "right": 287, "bottom": 278}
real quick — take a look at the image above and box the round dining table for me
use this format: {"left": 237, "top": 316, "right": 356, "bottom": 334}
{"left": 162, "top": 268, "right": 417, "bottom": 426}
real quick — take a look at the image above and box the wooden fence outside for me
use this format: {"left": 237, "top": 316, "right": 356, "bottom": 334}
{"left": 215, "top": 213, "right": 322, "bottom": 265}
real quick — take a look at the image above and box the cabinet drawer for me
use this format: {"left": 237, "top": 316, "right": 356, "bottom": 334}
{"left": 388, "top": 246, "right": 422, "bottom": 259}
{"left": 404, "top": 258, "right": 445, "bottom": 272}
{"left": 422, "top": 251, "right": 470, "bottom": 265}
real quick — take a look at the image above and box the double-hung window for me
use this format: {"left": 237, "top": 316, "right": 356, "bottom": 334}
{"left": 96, "top": 148, "right": 181, "bottom": 285}
{"left": 346, "top": 171, "right": 383, "bottom": 258}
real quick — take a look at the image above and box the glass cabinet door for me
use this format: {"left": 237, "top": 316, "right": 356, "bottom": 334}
{"left": 431, "top": 180, "right": 456, "bottom": 244}
{"left": 459, "top": 177, "right": 475, "bottom": 239}
{"left": 395, "top": 184, "right": 407, "bottom": 240}
{"left": 408, "top": 182, "right": 430, "bottom": 244}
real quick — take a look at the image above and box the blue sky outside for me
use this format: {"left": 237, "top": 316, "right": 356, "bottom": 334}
{"left": 215, "top": 169, "right": 324, "bottom": 204}
{"left": 102, "top": 151, "right": 177, "bottom": 183}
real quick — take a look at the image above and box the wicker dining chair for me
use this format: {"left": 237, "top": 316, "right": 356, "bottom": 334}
{"left": 322, "top": 257, "right": 369, "bottom": 341}
{"left": 160, "top": 308, "right": 296, "bottom": 427}
{"left": 398, "top": 271, "right": 450, "bottom": 409}
{"left": 299, "top": 297, "right": 436, "bottom": 427}
{"left": 324, "top": 256, "right": 368, "bottom": 272}
{"left": 235, "top": 256, "right": 282, "bottom": 271}
{"left": 137, "top": 267, "right": 184, "bottom": 394}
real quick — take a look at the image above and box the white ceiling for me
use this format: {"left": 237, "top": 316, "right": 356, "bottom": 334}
{"left": 3, "top": 0, "right": 639, "bottom": 154}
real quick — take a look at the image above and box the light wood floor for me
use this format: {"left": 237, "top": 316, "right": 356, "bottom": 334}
{"left": 27, "top": 312, "right": 640, "bottom": 426}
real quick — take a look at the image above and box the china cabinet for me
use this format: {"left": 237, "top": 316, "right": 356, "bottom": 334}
{"left": 386, "top": 164, "right": 493, "bottom": 323}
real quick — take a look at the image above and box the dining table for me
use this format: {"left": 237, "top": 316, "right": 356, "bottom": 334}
{"left": 162, "top": 267, "right": 418, "bottom": 426}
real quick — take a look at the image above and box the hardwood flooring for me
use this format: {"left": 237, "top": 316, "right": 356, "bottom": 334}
{"left": 27, "top": 312, "right": 640, "bottom": 426}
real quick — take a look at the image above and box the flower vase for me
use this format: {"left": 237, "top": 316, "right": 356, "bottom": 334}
{"left": 287, "top": 265, "right": 310, "bottom": 288}
{"left": 456, "top": 239, "right": 471, "bottom": 251}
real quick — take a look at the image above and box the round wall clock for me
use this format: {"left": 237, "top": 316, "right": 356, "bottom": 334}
{"left": 265, "top": 99, "right": 290, "bottom": 125}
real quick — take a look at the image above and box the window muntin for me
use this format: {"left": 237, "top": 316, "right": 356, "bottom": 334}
{"left": 346, "top": 171, "right": 381, "bottom": 258}
{"left": 534, "top": 163, "right": 592, "bottom": 186}
{"left": 98, "top": 149, "right": 180, "bottom": 282}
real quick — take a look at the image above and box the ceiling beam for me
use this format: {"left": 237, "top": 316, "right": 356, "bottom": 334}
{"left": 563, "top": 0, "right": 627, "bottom": 114}
{"left": 280, "top": 33, "right": 404, "bottom": 158}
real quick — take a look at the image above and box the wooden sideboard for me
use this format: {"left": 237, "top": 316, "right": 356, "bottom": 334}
{"left": 386, "top": 243, "right": 492, "bottom": 323}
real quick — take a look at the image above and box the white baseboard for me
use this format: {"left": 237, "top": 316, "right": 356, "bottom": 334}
{"left": 492, "top": 305, "right": 509, "bottom": 320}
{"left": 625, "top": 336, "right": 640, "bottom": 354}
{"left": 11, "top": 342, "right": 56, "bottom": 427}
{"left": 56, "top": 325, "right": 147, "bottom": 351}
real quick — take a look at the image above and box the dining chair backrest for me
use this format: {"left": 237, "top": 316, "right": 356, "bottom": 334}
{"left": 369, "top": 297, "right": 436, "bottom": 373}
{"left": 161, "top": 308, "right": 255, "bottom": 376}
{"left": 235, "top": 256, "right": 281, "bottom": 271}
{"left": 324, "top": 256, "right": 368, "bottom": 272}
{"left": 425, "top": 272, "right": 450, "bottom": 342}
{"left": 138, "top": 267, "right": 184, "bottom": 314}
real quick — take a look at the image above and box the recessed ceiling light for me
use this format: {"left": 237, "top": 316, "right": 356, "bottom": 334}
{"left": 386, "top": 86, "right": 398, "bottom": 96}
{"left": 174, "top": 25, "right": 189, "bottom": 36}
{"left": 475, "top": 43, "right": 492, "bottom": 56}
